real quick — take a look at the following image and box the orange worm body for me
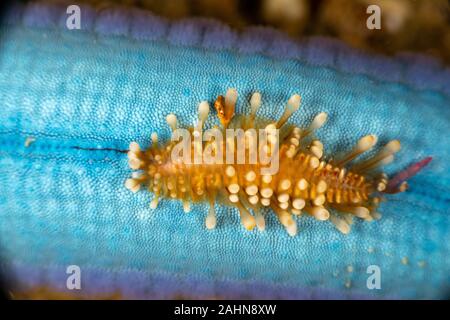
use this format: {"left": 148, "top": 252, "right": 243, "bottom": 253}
{"left": 125, "top": 88, "right": 408, "bottom": 236}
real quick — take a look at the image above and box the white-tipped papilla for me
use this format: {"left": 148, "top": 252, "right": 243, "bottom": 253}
{"left": 245, "top": 171, "right": 256, "bottom": 182}
{"left": 225, "top": 165, "right": 236, "bottom": 177}
{"left": 197, "top": 101, "right": 210, "bottom": 129}
{"left": 309, "top": 112, "right": 328, "bottom": 131}
{"left": 353, "top": 140, "right": 399, "bottom": 172}
{"left": 279, "top": 179, "right": 291, "bottom": 190}
{"left": 248, "top": 195, "right": 259, "bottom": 205}
{"left": 183, "top": 200, "right": 191, "bottom": 213}
{"left": 150, "top": 198, "right": 159, "bottom": 209}
{"left": 237, "top": 205, "right": 256, "bottom": 230}
{"left": 292, "top": 198, "right": 305, "bottom": 210}
{"left": 245, "top": 185, "right": 258, "bottom": 196}
{"left": 357, "top": 135, "right": 378, "bottom": 152}
{"left": 198, "top": 101, "right": 210, "bottom": 120}
{"left": 151, "top": 133, "right": 158, "bottom": 145}
{"left": 279, "top": 202, "right": 289, "bottom": 209}
{"left": 229, "top": 194, "right": 239, "bottom": 203}
{"left": 129, "top": 142, "right": 140, "bottom": 153}
{"left": 289, "top": 94, "right": 301, "bottom": 107}
{"left": 277, "top": 193, "right": 289, "bottom": 203}
{"left": 227, "top": 183, "right": 240, "bottom": 194}
{"left": 297, "top": 178, "right": 308, "bottom": 190}
{"left": 310, "top": 206, "right": 330, "bottom": 221}
{"left": 313, "top": 194, "right": 326, "bottom": 206}
{"left": 250, "top": 92, "right": 262, "bottom": 117}
{"left": 225, "top": 88, "right": 238, "bottom": 108}
{"left": 276, "top": 94, "right": 301, "bottom": 128}
{"left": 166, "top": 113, "right": 177, "bottom": 131}
{"left": 260, "top": 187, "right": 273, "bottom": 198}
{"left": 353, "top": 207, "right": 370, "bottom": 218}
{"left": 255, "top": 211, "right": 265, "bottom": 231}
{"left": 335, "top": 134, "right": 378, "bottom": 166}
{"left": 310, "top": 146, "right": 323, "bottom": 159}
{"left": 316, "top": 180, "right": 327, "bottom": 193}
{"left": 125, "top": 178, "right": 140, "bottom": 193}
{"left": 330, "top": 215, "right": 350, "bottom": 234}
{"left": 205, "top": 204, "right": 217, "bottom": 229}
{"left": 384, "top": 140, "right": 401, "bottom": 154}
{"left": 286, "top": 221, "right": 298, "bottom": 237}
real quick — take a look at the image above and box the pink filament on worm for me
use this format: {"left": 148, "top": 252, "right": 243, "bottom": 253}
{"left": 386, "top": 157, "right": 432, "bottom": 192}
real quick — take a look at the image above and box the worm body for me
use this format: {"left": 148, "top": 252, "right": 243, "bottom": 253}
{"left": 125, "top": 88, "right": 414, "bottom": 236}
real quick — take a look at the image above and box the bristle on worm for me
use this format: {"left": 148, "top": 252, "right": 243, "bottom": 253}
{"left": 125, "top": 89, "right": 430, "bottom": 236}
